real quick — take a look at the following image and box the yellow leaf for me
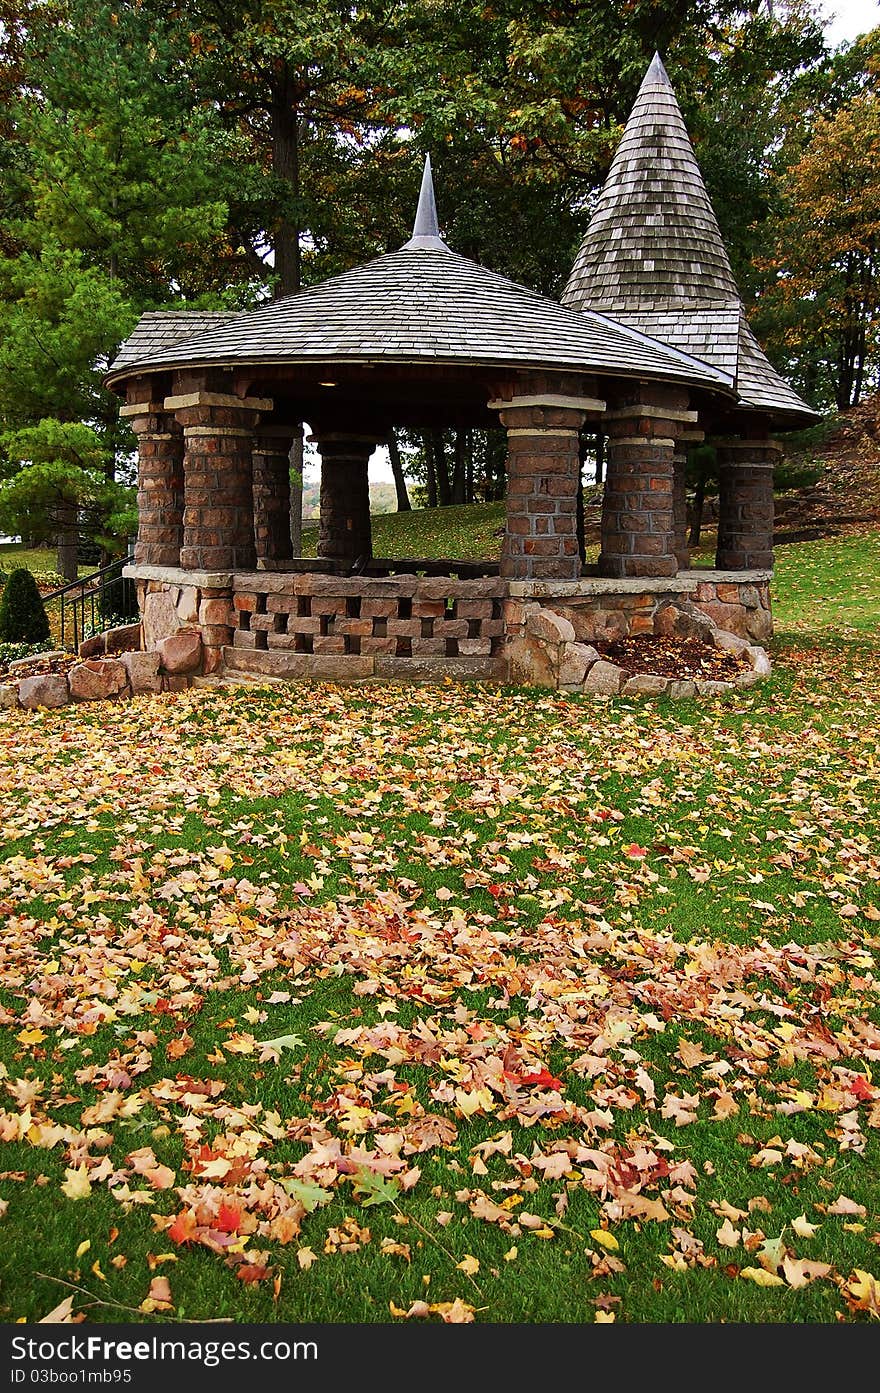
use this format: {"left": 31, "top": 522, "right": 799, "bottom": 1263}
{"left": 456, "top": 1254, "right": 480, "bottom": 1275}
{"left": 16, "top": 1029, "right": 45, "bottom": 1046}
{"left": 503, "top": 1246, "right": 518, "bottom": 1262}
{"left": 590, "top": 1229, "right": 619, "bottom": 1252}
{"left": 791, "top": 1214, "right": 819, "bottom": 1239}
{"left": 594, "top": 1311, "right": 616, "bottom": 1322}
{"left": 75, "top": 1240, "right": 91, "bottom": 1259}
{"left": 61, "top": 1165, "right": 92, "bottom": 1201}
{"left": 297, "top": 1247, "right": 317, "bottom": 1271}
{"left": 739, "top": 1267, "right": 785, "bottom": 1287}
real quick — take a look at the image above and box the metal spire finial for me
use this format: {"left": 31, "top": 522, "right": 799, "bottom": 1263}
{"left": 403, "top": 154, "right": 450, "bottom": 250}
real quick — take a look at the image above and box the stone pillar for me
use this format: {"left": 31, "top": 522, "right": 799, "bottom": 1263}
{"left": 672, "top": 428, "right": 704, "bottom": 572}
{"left": 121, "top": 397, "right": 184, "bottom": 567}
{"left": 252, "top": 428, "right": 294, "bottom": 564}
{"left": 488, "top": 391, "right": 604, "bottom": 581}
{"left": 600, "top": 388, "right": 696, "bottom": 578}
{"left": 714, "top": 437, "right": 779, "bottom": 570}
{"left": 166, "top": 389, "right": 272, "bottom": 572}
{"left": 311, "top": 434, "right": 375, "bottom": 563}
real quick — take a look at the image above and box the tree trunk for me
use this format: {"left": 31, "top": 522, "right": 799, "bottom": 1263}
{"left": 289, "top": 430, "right": 304, "bottom": 555}
{"left": 452, "top": 429, "right": 467, "bottom": 504}
{"left": 594, "top": 432, "right": 604, "bottom": 485}
{"left": 465, "top": 432, "right": 474, "bottom": 503}
{"left": 432, "top": 429, "right": 451, "bottom": 505}
{"left": 388, "top": 430, "right": 412, "bottom": 511}
{"left": 57, "top": 500, "right": 78, "bottom": 582}
{"left": 424, "top": 432, "right": 437, "bottom": 508}
{"left": 270, "top": 61, "right": 301, "bottom": 297}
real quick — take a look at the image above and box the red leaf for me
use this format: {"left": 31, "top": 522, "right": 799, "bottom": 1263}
{"left": 216, "top": 1204, "right": 242, "bottom": 1234}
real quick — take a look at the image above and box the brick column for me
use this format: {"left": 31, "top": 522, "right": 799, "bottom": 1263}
{"left": 166, "top": 389, "right": 272, "bottom": 572}
{"left": 600, "top": 389, "right": 696, "bottom": 578}
{"left": 121, "top": 397, "right": 184, "bottom": 567}
{"left": 714, "top": 437, "right": 779, "bottom": 570}
{"left": 672, "top": 428, "right": 704, "bottom": 572}
{"left": 252, "top": 428, "right": 294, "bottom": 563}
{"left": 311, "top": 434, "right": 375, "bottom": 563}
{"left": 489, "top": 392, "right": 604, "bottom": 581}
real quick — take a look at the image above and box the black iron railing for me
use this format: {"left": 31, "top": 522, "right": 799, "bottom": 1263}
{"left": 44, "top": 557, "right": 131, "bottom": 653}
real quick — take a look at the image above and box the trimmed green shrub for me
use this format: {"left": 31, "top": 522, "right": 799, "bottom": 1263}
{"left": 0, "top": 567, "right": 51, "bottom": 644}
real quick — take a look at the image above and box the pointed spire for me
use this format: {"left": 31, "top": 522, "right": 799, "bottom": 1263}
{"left": 403, "top": 155, "right": 450, "bottom": 250}
{"left": 643, "top": 51, "right": 672, "bottom": 88}
{"left": 563, "top": 51, "right": 739, "bottom": 311}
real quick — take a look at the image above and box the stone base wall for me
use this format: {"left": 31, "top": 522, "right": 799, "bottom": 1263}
{"left": 124, "top": 565, "right": 773, "bottom": 689}
{"left": 509, "top": 571, "right": 772, "bottom": 647}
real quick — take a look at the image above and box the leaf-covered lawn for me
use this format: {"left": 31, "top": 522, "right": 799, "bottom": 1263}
{"left": 0, "top": 536, "right": 879, "bottom": 1325}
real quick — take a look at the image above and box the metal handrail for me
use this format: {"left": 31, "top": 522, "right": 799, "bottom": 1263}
{"left": 43, "top": 557, "right": 128, "bottom": 653}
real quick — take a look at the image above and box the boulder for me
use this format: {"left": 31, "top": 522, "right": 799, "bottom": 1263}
{"left": 746, "top": 645, "right": 772, "bottom": 677}
{"left": 745, "top": 609, "right": 773, "bottom": 644}
{"left": 143, "top": 590, "right": 180, "bottom": 648}
{"left": 558, "top": 642, "right": 599, "bottom": 688}
{"left": 157, "top": 631, "right": 202, "bottom": 675}
{"left": 695, "top": 679, "right": 734, "bottom": 696}
{"left": 672, "top": 602, "right": 717, "bottom": 642}
{"left": 667, "top": 679, "right": 696, "bottom": 700}
{"left": 622, "top": 673, "right": 669, "bottom": 696}
{"left": 0, "top": 683, "right": 19, "bottom": 709}
{"left": 175, "top": 586, "right": 200, "bottom": 625}
{"left": 120, "top": 650, "right": 162, "bottom": 694}
{"left": 526, "top": 607, "right": 576, "bottom": 645}
{"left": 582, "top": 660, "right": 625, "bottom": 695}
{"left": 713, "top": 628, "right": 750, "bottom": 654}
{"left": 506, "top": 635, "right": 557, "bottom": 689}
{"left": 735, "top": 670, "right": 762, "bottom": 689}
{"left": 103, "top": 623, "right": 142, "bottom": 655}
{"left": 9, "top": 650, "right": 64, "bottom": 671}
{"left": 18, "top": 673, "right": 69, "bottom": 709}
{"left": 68, "top": 658, "right": 128, "bottom": 702}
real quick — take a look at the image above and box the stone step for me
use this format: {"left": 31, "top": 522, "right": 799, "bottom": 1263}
{"left": 221, "top": 646, "right": 508, "bottom": 684}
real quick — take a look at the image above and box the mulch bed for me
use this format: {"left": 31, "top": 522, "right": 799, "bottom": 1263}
{"left": 0, "top": 653, "right": 77, "bottom": 682}
{"left": 595, "top": 634, "right": 747, "bottom": 681}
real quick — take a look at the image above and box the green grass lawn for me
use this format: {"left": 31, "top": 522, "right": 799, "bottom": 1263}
{"left": 0, "top": 526, "right": 879, "bottom": 1325}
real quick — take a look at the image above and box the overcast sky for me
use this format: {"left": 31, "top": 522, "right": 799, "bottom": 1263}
{"left": 823, "top": 0, "right": 878, "bottom": 45}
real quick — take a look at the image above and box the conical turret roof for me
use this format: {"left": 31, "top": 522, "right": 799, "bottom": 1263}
{"left": 562, "top": 54, "right": 819, "bottom": 425}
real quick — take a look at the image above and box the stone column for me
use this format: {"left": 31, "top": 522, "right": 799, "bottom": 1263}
{"left": 252, "top": 428, "right": 294, "bottom": 564}
{"left": 121, "top": 397, "right": 184, "bottom": 567}
{"left": 489, "top": 391, "right": 604, "bottom": 581}
{"left": 672, "top": 428, "right": 704, "bottom": 572}
{"left": 311, "top": 434, "right": 375, "bottom": 563}
{"left": 166, "top": 390, "right": 272, "bottom": 572}
{"left": 714, "top": 437, "right": 779, "bottom": 570}
{"left": 600, "top": 388, "right": 696, "bottom": 578}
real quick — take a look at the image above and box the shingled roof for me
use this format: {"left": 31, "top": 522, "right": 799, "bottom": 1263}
{"left": 111, "top": 310, "right": 240, "bottom": 371}
{"left": 107, "top": 159, "right": 732, "bottom": 395}
{"left": 562, "top": 53, "right": 819, "bottom": 425}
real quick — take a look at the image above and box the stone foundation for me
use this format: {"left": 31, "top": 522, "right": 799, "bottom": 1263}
{"left": 123, "top": 564, "right": 773, "bottom": 690}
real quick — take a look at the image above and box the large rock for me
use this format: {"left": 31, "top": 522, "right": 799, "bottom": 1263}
{"left": 558, "top": 643, "right": 599, "bottom": 688}
{"left": 157, "top": 631, "right": 203, "bottom": 675}
{"left": 18, "top": 673, "right": 69, "bottom": 709}
{"left": 745, "top": 608, "right": 773, "bottom": 644}
{"left": 120, "top": 650, "right": 162, "bottom": 694}
{"left": 175, "top": 586, "right": 200, "bottom": 625}
{"left": 713, "top": 628, "right": 750, "bottom": 655}
{"left": 695, "top": 679, "right": 734, "bottom": 696}
{"left": 746, "top": 645, "right": 772, "bottom": 677}
{"left": 506, "top": 636, "right": 557, "bottom": 688}
{"left": 525, "top": 607, "right": 576, "bottom": 646}
{"left": 582, "top": 660, "right": 625, "bottom": 695}
{"left": 657, "top": 600, "right": 717, "bottom": 643}
{"left": 142, "top": 590, "right": 180, "bottom": 648}
{"left": 103, "top": 623, "right": 142, "bottom": 655}
{"left": 667, "top": 679, "right": 696, "bottom": 700}
{"left": 9, "top": 650, "right": 64, "bottom": 671}
{"left": 0, "top": 683, "right": 19, "bottom": 709}
{"left": 68, "top": 658, "right": 128, "bottom": 702}
{"left": 622, "top": 673, "right": 669, "bottom": 696}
